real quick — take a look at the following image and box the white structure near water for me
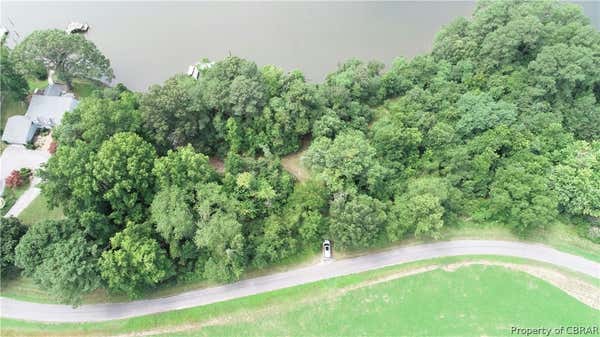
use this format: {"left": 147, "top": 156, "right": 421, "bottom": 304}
{"left": 187, "top": 61, "right": 215, "bottom": 79}
{"left": 66, "top": 22, "right": 89, "bottom": 34}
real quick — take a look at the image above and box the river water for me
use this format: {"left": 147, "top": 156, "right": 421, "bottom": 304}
{"left": 1, "top": 1, "right": 598, "bottom": 92}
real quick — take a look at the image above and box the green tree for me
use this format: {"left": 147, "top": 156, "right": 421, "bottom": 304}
{"left": 255, "top": 179, "right": 330, "bottom": 265}
{"left": 32, "top": 232, "right": 101, "bottom": 305}
{"left": 99, "top": 222, "right": 174, "bottom": 298}
{"left": 141, "top": 75, "right": 212, "bottom": 154}
{"left": 54, "top": 92, "right": 141, "bottom": 147}
{"left": 255, "top": 71, "right": 321, "bottom": 155}
{"left": 153, "top": 144, "right": 215, "bottom": 189}
{"left": 0, "top": 44, "right": 28, "bottom": 102}
{"left": 388, "top": 177, "right": 455, "bottom": 241}
{"left": 488, "top": 152, "right": 558, "bottom": 234}
{"left": 14, "top": 219, "right": 100, "bottom": 305}
{"left": 93, "top": 132, "right": 157, "bottom": 224}
{"left": 195, "top": 212, "right": 245, "bottom": 282}
{"left": 551, "top": 141, "right": 600, "bottom": 218}
{"left": 370, "top": 115, "right": 422, "bottom": 176}
{"left": 328, "top": 192, "right": 387, "bottom": 250}
{"left": 446, "top": 125, "right": 528, "bottom": 197}
{"left": 150, "top": 186, "right": 196, "bottom": 260}
{"left": 0, "top": 217, "right": 27, "bottom": 278}
{"left": 455, "top": 92, "right": 517, "bottom": 137}
{"left": 13, "top": 29, "right": 114, "bottom": 89}
{"left": 200, "top": 56, "right": 269, "bottom": 154}
{"left": 304, "top": 130, "right": 387, "bottom": 195}
{"left": 322, "top": 59, "right": 384, "bottom": 107}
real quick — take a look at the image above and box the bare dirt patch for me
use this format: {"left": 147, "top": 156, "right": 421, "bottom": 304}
{"left": 209, "top": 157, "right": 225, "bottom": 173}
{"left": 281, "top": 137, "right": 311, "bottom": 182}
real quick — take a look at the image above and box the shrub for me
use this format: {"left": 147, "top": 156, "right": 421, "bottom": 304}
{"left": 5, "top": 170, "right": 24, "bottom": 189}
{"left": 48, "top": 140, "right": 58, "bottom": 154}
{"left": 18, "top": 168, "right": 32, "bottom": 179}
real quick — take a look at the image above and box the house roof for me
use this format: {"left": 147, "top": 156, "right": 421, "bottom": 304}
{"left": 43, "top": 83, "right": 68, "bottom": 96}
{"left": 25, "top": 95, "right": 78, "bottom": 128}
{"left": 1, "top": 116, "right": 36, "bottom": 145}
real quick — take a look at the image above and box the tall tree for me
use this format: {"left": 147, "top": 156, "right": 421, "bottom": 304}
{"left": 0, "top": 44, "right": 28, "bottom": 102}
{"left": 153, "top": 144, "right": 215, "bottom": 189}
{"left": 14, "top": 219, "right": 101, "bottom": 305}
{"left": 99, "top": 222, "right": 174, "bottom": 298}
{"left": 13, "top": 29, "right": 114, "bottom": 89}
{"left": 488, "top": 152, "right": 558, "bottom": 234}
{"left": 141, "top": 75, "right": 212, "bottom": 154}
{"left": 93, "top": 132, "right": 157, "bottom": 224}
{"left": 328, "top": 192, "right": 387, "bottom": 250}
{"left": 551, "top": 141, "right": 600, "bottom": 218}
{"left": 0, "top": 217, "right": 27, "bottom": 278}
{"left": 54, "top": 92, "right": 141, "bottom": 147}
{"left": 304, "top": 130, "right": 387, "bottom": 195}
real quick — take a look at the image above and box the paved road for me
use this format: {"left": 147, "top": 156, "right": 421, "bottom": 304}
{"left": 1, "top": 240, "right": 599, "bottom": 323}
{"left": 4, "top": 177, "right": 42, "bottom": 218}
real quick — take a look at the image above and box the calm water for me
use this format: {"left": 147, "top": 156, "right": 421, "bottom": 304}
{"left": 1, "top": 1, "right": 598, "bottom": 91}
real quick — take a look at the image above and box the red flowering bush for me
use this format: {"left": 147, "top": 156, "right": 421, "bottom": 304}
{"left": 5, "top": 170, "right": 24, "bottom": 189}
{"left": 48, "top": 140, "right": 58, "bottom": 154}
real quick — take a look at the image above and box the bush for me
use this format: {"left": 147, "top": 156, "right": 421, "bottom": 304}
{"left": 48, "top": 140, "right": 58, "bottom": 154}
{"left": 5, "top": 170, "right": 24, "bottom": 189}
{"left": 18, "top": 168, "right": 32, "bottom": 179}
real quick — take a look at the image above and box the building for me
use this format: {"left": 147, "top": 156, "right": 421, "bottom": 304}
{"left": 26, "top": 94, "right": 78, "bottom": 129}
{"left": 1, "top": 86, "right": 78, "bottom": 145}
{"left": 1, "top": 116, "right": 36, "bottom": 145}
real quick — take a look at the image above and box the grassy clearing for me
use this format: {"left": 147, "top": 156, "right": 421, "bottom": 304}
{"left": 17, "top": 193, "right": 65, "bottom": 225}
{"left": 72, "top": 79, "right": 104, "bottom": 99}
{"left": 1, "top": 255, "right": 597, "bottom": 337}
{"left": 166, "top": 265, "right": 598, "bottom": 337}
{"left": 26, "top": 78, "right": 48, "bottom": 92}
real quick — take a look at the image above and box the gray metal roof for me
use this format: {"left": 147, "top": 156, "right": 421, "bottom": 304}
{"left": 43, "top": 84, "right": 68, "bottom": 96}
{"left": 1, "top": 116, "right": 36, "bottom": 145}
{"left": 25, "top": 95, "right": 78, "bottom": 128}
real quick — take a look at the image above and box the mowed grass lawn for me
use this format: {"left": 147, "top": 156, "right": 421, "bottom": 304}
{"left": 17, "top": 193, "right": 64, "bottom": 225}
{"left": 2, "top": 256, "right": 598, "bottom": 337}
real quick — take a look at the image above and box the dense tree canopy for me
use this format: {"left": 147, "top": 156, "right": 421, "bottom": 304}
{"left": 99, "top": 222, "right": 173, "bottom": 298}
{"left": 22, "top": 0, "right": 600, "bottom": 304}
{"left": 15, "top": 219, "right": 100, "bottom": 305}
{"left": 0, "top": 217, "right": 27, "bottom": 278}
{"left": 141, "top": 75, "right": 212, "bottom": 154}
{"left": 0, "top": 44, "right": 28, "bottom": 102}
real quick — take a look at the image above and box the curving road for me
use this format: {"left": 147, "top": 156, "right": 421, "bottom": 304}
{"left": 1, "top": 240, "right": 599, "bottom": 323}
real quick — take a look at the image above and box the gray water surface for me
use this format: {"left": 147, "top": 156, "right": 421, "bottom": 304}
{"left": 1, "top": 1, "right": 598, "bottom": 91}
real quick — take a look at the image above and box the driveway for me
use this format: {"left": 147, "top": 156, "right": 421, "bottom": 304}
{"left": 3, "top": 177, "right": 42, "bottom": 217}
{"left": 1, "top": 240, "right": 598, "bottom": 323}
{"left": 0, "top": 144, "right": 49, "bottom": 201}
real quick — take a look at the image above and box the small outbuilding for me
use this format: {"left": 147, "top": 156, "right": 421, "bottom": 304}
{"left": 1, "top": 116, "right": 37, "bottom": 145}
